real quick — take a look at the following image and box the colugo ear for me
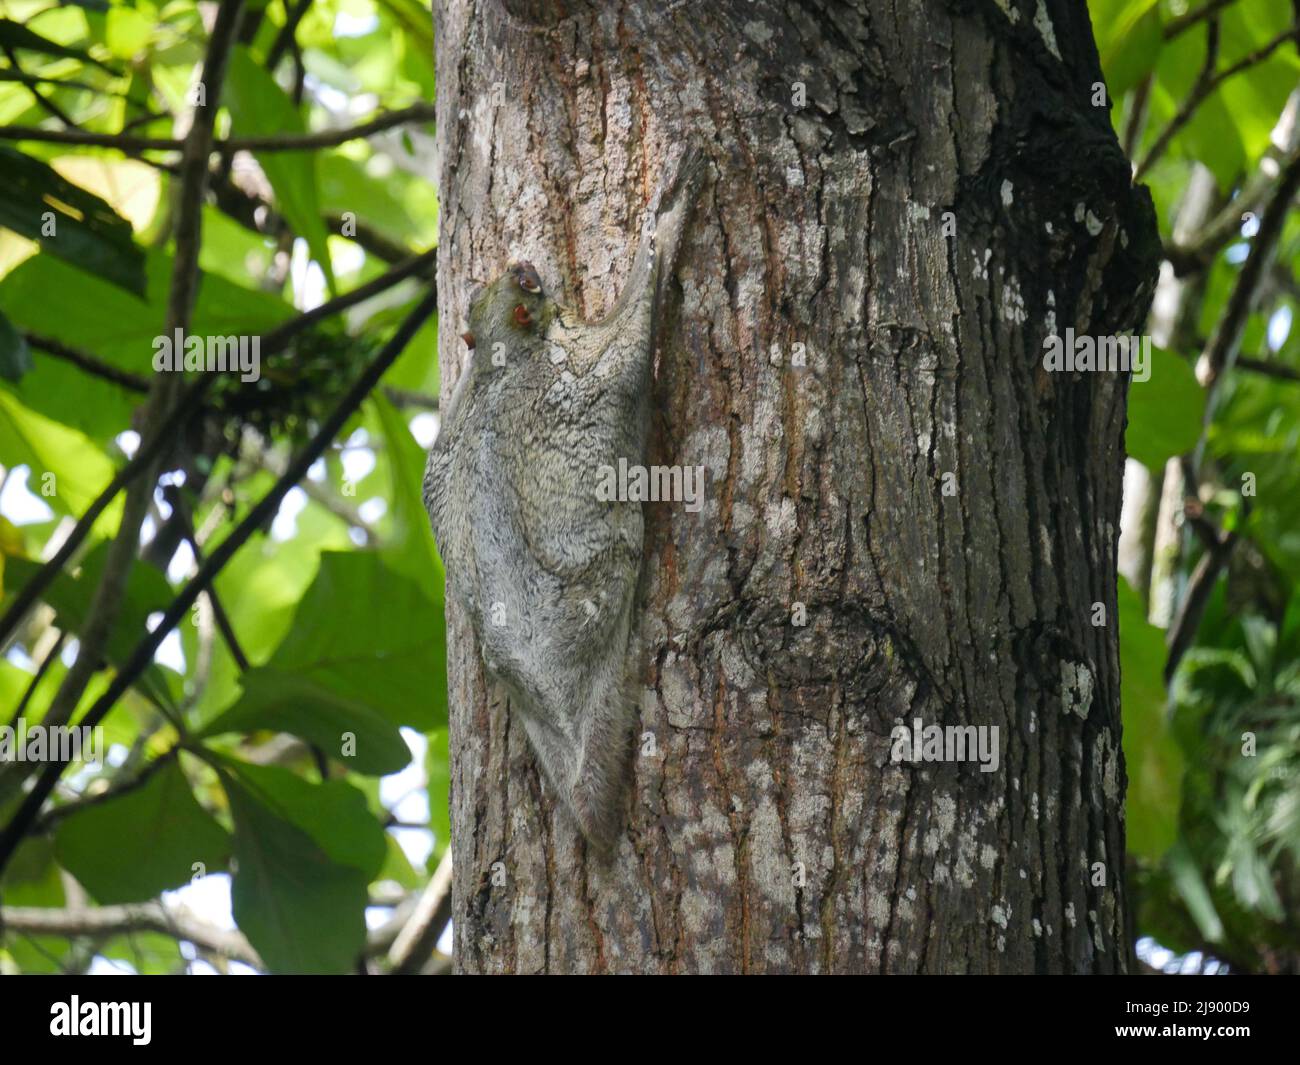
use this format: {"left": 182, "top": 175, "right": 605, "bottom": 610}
{"left": 461, "top": 331, "right": 476, "bottom": 349}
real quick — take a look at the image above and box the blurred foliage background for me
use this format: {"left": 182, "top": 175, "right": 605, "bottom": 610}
{"left": 0, "top": 0, "right": 1295, "bottom": 974}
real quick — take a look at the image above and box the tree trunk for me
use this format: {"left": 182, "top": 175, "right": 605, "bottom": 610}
{"left": 432, "top": 0, "right": 1159, "bottom": 973}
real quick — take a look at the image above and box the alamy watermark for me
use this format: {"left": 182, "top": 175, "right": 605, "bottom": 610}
{"left": 1042, "top": 329, "right": 1150, "bottom": 382}
{"left": 152, "top": 330, "right": 260, "bottom": 382}
{"left": 890, "top": 718, "right": 1000, "bottom": 773}
{"left": 595, "top": 457, "right": 706, "bottom": 513}
{"left": 50, "top": 997, "right": 151, "bottom": 1045}
{"left": 0, "top": 719, "right": 104, "bottom": 764}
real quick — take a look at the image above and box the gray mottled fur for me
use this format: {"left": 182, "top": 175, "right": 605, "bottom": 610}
{"left": 424, "top": 148, "right": 704, "bottom": 853}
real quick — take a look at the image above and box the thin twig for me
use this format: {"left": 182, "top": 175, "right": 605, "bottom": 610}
{"left": 2, "top": 901, "right": 263, "bottom": 969}
{"left": 7, "top": 631, "right": 66, "bottom": 730}
{"left": 1136, "top": 22, "right": 1300, "bottom": 181}
{"left": 263, "top": 247, "right": 437, "bottom": 339}
{"left": 1164, "top": 0, "right": 1238, "bottom": 40}
{"left": 388, "top": 849, "right": 453, "bottom": 975}
{"left": 2, "top": 43, "right": 76, "bottom": 126}
{"left": 0, "top": 378, "right": 213, "bottom": 651}
{"left": 1195, "top": 152, "right": 1300, "bottom": 392}
{"left": 35, "top": 748, "right": 181, "bottom": 831}
{"left": 1135, "top": 19, "right": 1221, "bottom": 182}
{"left": 266, "top": 0, "right": 313, "bottom": 71}
{"left": 164, "top": 485, "right": 249, "bottom": 670}
{"left": 0, "top": 292, "right": 438, "bottom": 877}
{"left": 383, "top": 386, "right": 440, "bottom": 410}
{"left": 0, "top": 249, "right": 438, "bottom": 650}
{"left": 0, "top": 103, "right": 438, "bottom": 155}
{"left": 1164, "top": 524, "right": 1242, "bottom": 682}
{"left": 0, "top": 1, "right": 248, "bottom": 794}
{"left": 221, "top": 103, "right": 437, "bottom": 153}
{"left": 24, "top": 332, "right": 149, "bottom": 391}
{"left": 1235, "top": 355, "right": 1300, "bottom": 382}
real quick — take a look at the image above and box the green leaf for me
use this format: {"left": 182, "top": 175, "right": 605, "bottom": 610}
{"left": 222, "top": 761, "right": 384, "bottom": 973}
{"left": 224, "top": 47, "right": 335, "bottom": 296}
{"left": 0, "top": 247, "right": 294, "bottom": 439}
{"left": 0, "top": 390, "right": 121, "bottom": 532}
{"left": 1125, "top": 346, "right": 1206, "bottom": 470}
{"left": 373, "top": 392, "right": 442, "bottom": 597}
{"left": 104, "top": 6, "right": 153, "bottom": 59}
{"left": 318, "top": 154, "right": 417, "bottom": 243}
{"left": 426, "top": 725, "right": 450, "bottom": 854}
{"left": 1089, "top": 0, "right": 1162, "bottom": 98}
{"left": 0, "top": 146, "right": 145, "bottom": 297}
{"left": 1166, "top": 838, "right": 1224, "bottom": 943}
{"left": 0, "top": 310, "right": 31, "bottom": 382}
{"left": 1119, "top": 576, "right": 1183, "bottom": 860}
{"left": 54, "top": 759, "right": 230, "bottom": 904}
{"left": 2, "top": 542, "right": 180, "bottom": 712}
{"left": 201, "top": 669, "right": 411, "bottom": 775}
{"left": 200, "top": 551, "right": 443, "bottom": 771}
{"left": 222, "top": 760, "right": 386, "bottom": 876}
{"left": 0, "top": 17, "right": 116, "bottom": 72}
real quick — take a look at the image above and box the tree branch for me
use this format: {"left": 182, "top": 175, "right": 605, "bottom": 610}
{"left": 1135, "top": 19, "right": 1221, "bottom": 182}
{"left": 2, "top": 901, "right": 263, "bottom": 969}
{"left": 0, "top": 376, "right": 212, "bottom": 653}
{"left": 1163, "top": 0, "right": 1238, "bottom": 40}
{"left": 2, "top": 1, "right": 248, "bottom": 798}
{"left": 2, "top": 43, "right": 77, "bottom": 127}
{"left": 1164, "top": 525, "right": 1242, "bottom": 682}
{"left": 0, "top": 291, "right": 438, "bottom": 877}
{"left": 0, "top": 103, "right": 438, "bottom": 155}
{"left": 0, "top": 248, "right": 437, "bottom": 651}
{"left": 1235, "top": 354, "right": 1300, "bottom": 382}
{"left": 387, "top": 849, "right": 453, "bottom": 975}
{"left": 24, "top": 332, "right": 149, "bottom": 392}
{"left": 1136, "top": 22, "right": 1300, "bottom": 181}
{"left": 1195, "top": 151, "right": 1300, "bottom": 392}
{"left": 35, "top": 748, "right": 181, "bottom": 831}
{"left": 266, "top": 0, "right": 314, "bottom": 72}
{"left": 164, "top": 484, "right": 249, "bottom": 670}
{"left": 7, "top": 631, "right": 65, "bottom": 730}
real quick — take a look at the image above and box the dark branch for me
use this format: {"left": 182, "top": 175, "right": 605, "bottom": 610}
{"left": 0, "top": 248, "right": 437, "bottom": 649}
{"left": 1236, "top": 354, "right": 1300, "bottom": 382}
{"left": 25, "top": 332, "right": 149, "bottom": 392}
{"left": 0, "top": 291, "right": 438, "bottom": 877}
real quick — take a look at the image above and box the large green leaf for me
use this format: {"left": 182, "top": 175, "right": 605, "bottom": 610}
{"left": 200, "top": 670, "right": 410, "bottom": 774}
{"left": 1125, "top": 346, "right": 1206, "bottom": 471}
{"left": 0, "top": 247, "right": 295, "bottom": 439}
{"left": 1089, "top": 0, "right": 1162, "bottom": 98}
{"left": 0, "top": 390, "right": 121, "bottom": 531}
{"left": 0, "top": 146, "right": 145, "bottom": 297}
{"left": 54, "top": 759, "right": 230, "bottom": 904}
{"left": 224, "top": 47, "right": 335, "bottom": 296}
{"left": 199, "top": 551, "right": 443, "bottom": 772}
{"left": 0, "top": 17, "right": 117, "bottom": 72}
{"left": 1119, "top": 577, "right": 1183, "bottom": 860}
{"left": 223, "top": 760, "right": 384, "bottom": 974}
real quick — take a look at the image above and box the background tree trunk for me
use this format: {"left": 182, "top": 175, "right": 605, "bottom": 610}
{"left": 433, "top": 0, "right": 1159, "bottom": 973}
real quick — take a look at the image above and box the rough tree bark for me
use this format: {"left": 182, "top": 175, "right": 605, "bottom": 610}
{"left": 432, "top": 0, "right": 1159, "bottom": 973}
